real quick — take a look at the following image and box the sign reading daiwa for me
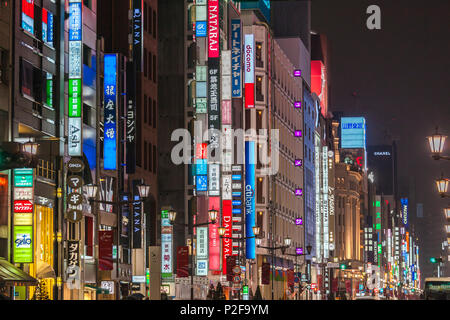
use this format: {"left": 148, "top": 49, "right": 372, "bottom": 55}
{"left": 208, "top": 0, "right": 219, "bottom": 58}
{"left": 244, "top": 34, "right": 255, "bottom": 109}
{"left": 245, "top": 141, "right": 256, "bottom": 259}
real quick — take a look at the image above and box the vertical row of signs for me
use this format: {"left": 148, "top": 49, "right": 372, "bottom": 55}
{"left": 68, "top": 0, "right": 83, "bottom": 156}
{"left": 231, "top": 166, "right": 244, "bottom": 257}
{"left": 103, "top": 54, "right": 118, "bottom": 170}
{"left": 207, "top": 0, "right": 221, "bottom": 274}
{"left": 322, "top": 146, "right": 329, "bottom": 259}
{"left": 13, "top": 168, "right": 34, "bottom": 263}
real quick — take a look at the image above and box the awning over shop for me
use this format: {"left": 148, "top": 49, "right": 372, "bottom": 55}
{"left": 0, "top": 258, "right": 39, "bottom": 287}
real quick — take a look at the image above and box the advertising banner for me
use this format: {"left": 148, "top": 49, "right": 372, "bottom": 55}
{"left": 68, "top": 0, "right": 82, "bottom": 156}
{"left": 340, "top": 117, "right": 366, "bottom": 149}
{"left": 103, "top": 54, "right": 118, "bottom": 170}
{"left": 21, "top": 0, "right": 35, "bottom": 34}
{"left": 132, "top": 186, "right": 142, "bottom": 248}
{"left": 245, "top": 141, "right": 256, "bottom": 259}
{"left": 231, "top": 19, "right": 242, "bottom": 98}
{"left": 208, "top": 163, "right": 220, "bottom": 196}
{"left": 126, "top": 62, "right": 137, "bottom": 174}
{"left": 67, "top": 240, "right": 80, "bottom": 272}
{"left": 161, "top": 210, "right": 173, "bottom": 278}
{"left": 208, "top": 58, "right": 221, "bottom": 130}
{"left": 176, "top": 246, "right": 189, "bottom": 278}
{"left": 221, "top": 200, "right": 233, "bottom": 275}
{"left": 244, "top": 34, "right": 255, "bottom": 109}
{"left": 208, "top": 197, "right": 221, "bottom": 270}
{"left": 13, "top": 225, "right": 33, "bottom": 263}
{"left": 196, "top": 227, "right": 208, "bottom": 276}
{"left": 207, "top": 0, "right": 219, "bottom": 58}
{"left": 99, "top": 230, "right": 113, "bottom": 270}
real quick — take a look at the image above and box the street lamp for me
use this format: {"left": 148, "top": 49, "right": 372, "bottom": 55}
{"left": 137, "top": 184, "right": 151, "bottom": 198}
{"left": 168, "top": 208, "right": 218, "bottom": 300}
{"left": 445, "top": 207, "right": 450, "bottom": 220}
{"left": 436, "top": 175, "right": 450, "bottom": 198}
{"left": 84, "top": 184, "right": 98, "bottom": 199}
{"left": 427, "top": 128, "right": 449, "bottom": 161}
{"left": 22, "top": 141, "right": 39, "bottom": 155}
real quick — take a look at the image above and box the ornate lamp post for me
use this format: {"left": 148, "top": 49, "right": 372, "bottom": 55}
{"left": 427, "top": 128, "right": 449, "bottom": 161}
{"left": 436, "top": 175, "right": 450, "bottom": 198}
{"left": 168, "top": 208, "right": 218, "bottom": 300}
{"left": 255, "top": 236, "right": 292, "bottom": 299}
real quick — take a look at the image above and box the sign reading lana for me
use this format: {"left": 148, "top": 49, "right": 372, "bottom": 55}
{"left": 132, "top": 0, "right": 143, "bottom": 70}
{"left": 132, "top": 181, "right": 142, "bottom": 248}
{"left": 244, "top": 34, "right": 255, "bottom": 109}
{"left": 231, "top": 20, "right": 241, "bottom": 98}
{"left": 207, "top": 0, "right": 219, "bottom": 58}
{"left": 245, "top": 141, "right": 256, "bottom": 259}
{"left": 103, "top": 54, "right": 118, "bottom": 170}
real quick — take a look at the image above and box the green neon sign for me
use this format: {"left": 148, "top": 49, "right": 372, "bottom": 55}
{"left": 13, "top": 225, "right": 33, "bottom": 263}
{"left": 69, "top": 79, "right": 82, "bottom": 117}
{"left": 376, "top": 201, "right": 381, "bottom": 207}
{"left": 376, "top": 223, "right": 381, "bottom": 230}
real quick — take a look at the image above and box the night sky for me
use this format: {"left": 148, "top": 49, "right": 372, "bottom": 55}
{"left": 311, "top": 0, "right": 450, "bottom": 278}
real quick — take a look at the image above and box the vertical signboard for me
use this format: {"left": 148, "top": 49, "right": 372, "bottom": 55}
{"left": 222, "top": 200, "right": 232, "bottom": 275}
{"left": 67, "top": 240, "right": 80, "bottom": 274}
{"left": 21, "top": 0, "right": 35, "bottom": 34}
{"left": 196, "top": 227, "right": 209, "bottom": 276}
{"left": 208, "top": 163, "right": 220, "bottom": 196}
{"left": 245, "top": 141, "right": 256, "bottom": 259}
{"left": 132, "top": 181, "right": 142, "bottom": 248}
{"left": 231, "top": 166, "right": 243, "bottom": 256}
{"left": 126, "top": 62, "right": 136, "bottom": 174}
{"left": 103, "top": 54, "right": 118, "bottom": 170}
{"left": 99, "top": 230, "right": 114, "bottom": 270}
{"left": 340, "top": 117, "right": 367, "bottom": 149}
{"left": 207, "top": 0, "right": 219, "bottom": 58}
{"left": 231, "top": 20, "right": 242, "bottom": 98}
{"left": 401, "top": 198, "right": 408, "bottom": 227}
{"left": 208, "top": 58, "right": 221, "bottom": 130}
{"left": 161, "top": 210, "right": 173, "bottom": 278}
{"left": 322, "top": 146, "right": 329, "bottom": 258}
{"left": 314, "top": 133, "right": 322, "bottom": 263}
{"left": 209, "top": 197, "right": 221, "bottom": 270}
{"left": 244, "top": 34, "right": 255, "bottom": 109}
{"left": 176, "top": 246, "right": 189, "bottom": 278}
{"left": 68, "top": 0, "right": 83, "bottom": 156}
{"left": 132, "top": 0, "right": 143, "bottom": 71}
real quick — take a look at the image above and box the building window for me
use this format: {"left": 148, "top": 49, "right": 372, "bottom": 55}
{"left": 153, "top": 145, "right": 157, "bottom": 173}
{"left": 144, "top": 141, "right": 148, "bottom": 170}
{"left": 143, "top": 49, "right": 148, "bottom": 78}
{"left": 153, "top": 99, "right": 157, "bottom": 129}
{"left": 144, "top": 95, "right": 148, "bottom": 124}
{"left": 148, "top": 6, "right": 153, "bottom": 35}
{"left": 256, "top": 76, "right": 264, "bottom": 101}
{"left": 255, "top": 42, "right": 263, "bottom": 68}
{"left": 153, "top": 54, "right": 156, "bottom": 82}
{"left": 83, "top": 0, "right": 92, "bottom": 10}
{"left": 148, "top": 97, "right": 152, "bottom": 126}
{"left": 149, "top": 142, "right": 152, "bottom": 173}
{"left": 41, "top": 8, "right": 54, "bottom": 48}
{"left": 148, "top": 51, "right": 152, "bottom": 80}
{"left": 83, "top": 44, "right": 92, "bottom": 68}
{"left": 20, "top": 59, "right": 53, "bottom": 107}
{"left": 153, "top": 10, "right": 156, "bottom": 39}
{"left": 245, "top": 109, "right": 251, "bottom": 130}
{"left": 144, "top": 2, "right": 148, "bottom": 32}
{"left": 257, "top": 177, "right": 264, "bottom": 203}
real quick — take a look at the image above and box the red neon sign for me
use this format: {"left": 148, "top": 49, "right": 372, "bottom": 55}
{"left": 207, "top": 0, "right": 219, "bottom": 58}
{"left": 222, "top": 200, "right": 233, "bottom": 275}
{"left": 14, "top": 200, "right": 33, "bottom": 213}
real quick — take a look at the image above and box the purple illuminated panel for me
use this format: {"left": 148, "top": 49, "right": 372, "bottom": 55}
{"left": 296, "top": 247, "right": 303, "bottom": 255}
{"left": 294, "top": 159, "right": 303, "bottom": 167}
{"left": 294, "top": 69, "right": 301, "bottom": 77}
{"left": 294, "top": 130, "right": 302, "bottom": 137}
{"left": 295, "top": 188, "right": 303, "bottom": 196}
{"left": 295, "top": 218, "right": 303, "bottom": 226}
{"left": 294, "top": 101, "right": 301, "bottom": 109}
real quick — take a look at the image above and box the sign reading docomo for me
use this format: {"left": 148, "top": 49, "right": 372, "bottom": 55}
{"left": 67, "top": 158, "right": 84, "bottom": 173}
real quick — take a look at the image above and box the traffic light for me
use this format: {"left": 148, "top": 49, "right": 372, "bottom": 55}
{"left": 340, "top": 263, "right": 347, "bottom": 270}
{"left": 430, "top": 257, "right": 442, "bottom": 263}
{"left": 0, "top": 142, "right": 37, "bottom": 171}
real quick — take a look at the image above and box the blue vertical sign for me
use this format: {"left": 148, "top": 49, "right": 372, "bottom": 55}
{"left": 401, "top": 198, "right": 408, "bottom": 227}
{"left": 231, "top": 19, "right": 242, "bottom": 98}
{"left": 104, "top": 54, "right": 117, "bottom": 170}
{"left": 68, "top": 2, "right": 82, "bottom": 41}
{"left": 245, "top": 141, "right": 256, "bottom": 259}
